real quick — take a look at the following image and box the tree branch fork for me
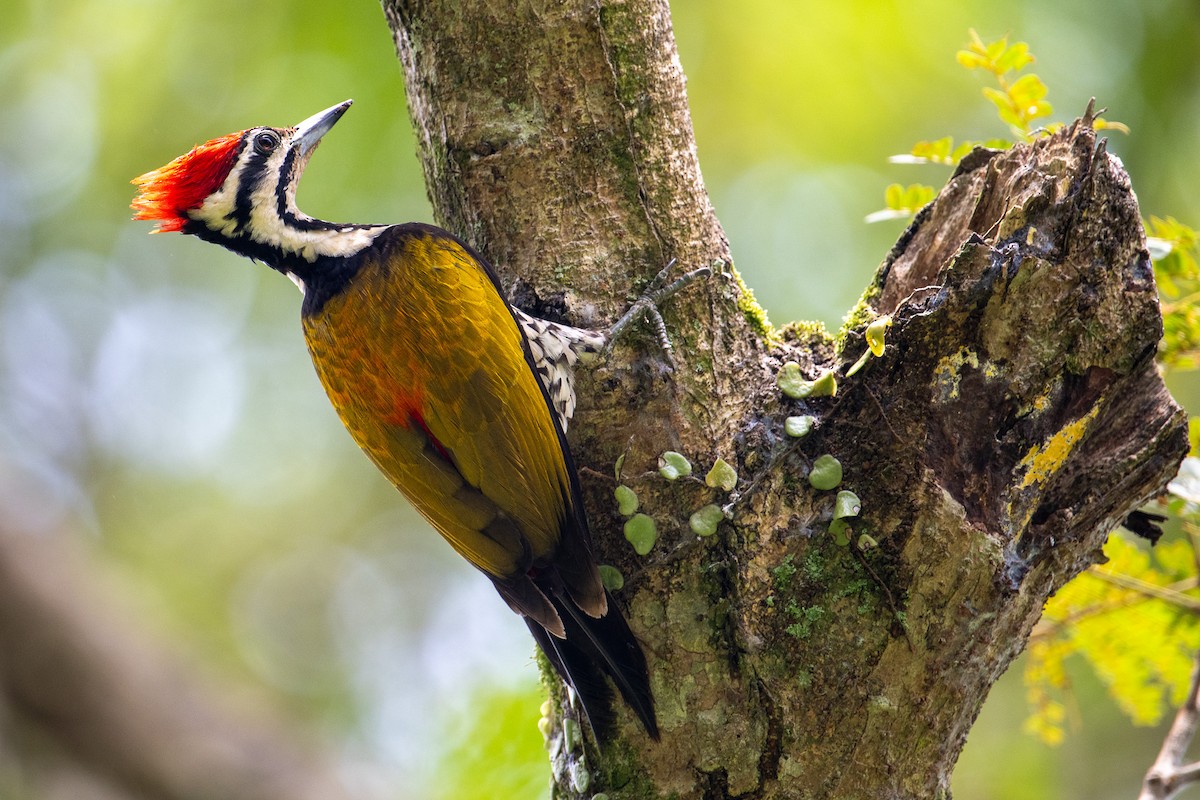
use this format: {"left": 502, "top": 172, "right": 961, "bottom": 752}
{"left": 0, "top": 4, "right": 1187, "bottom": 798}
{"left": 382, "top": 0, "right": 1187, "bottom": 793}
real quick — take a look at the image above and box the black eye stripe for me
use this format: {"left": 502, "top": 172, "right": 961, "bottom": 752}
{"left": 231, "top": 140, "right": 272, "bottom": 233}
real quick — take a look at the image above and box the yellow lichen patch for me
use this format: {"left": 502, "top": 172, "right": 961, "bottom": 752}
{"left": 1015, "top": 384, "right": 1055, "bottom": 418}
{"left": 1017, "top": 403, "right": 1101, "bottom": 490}
{"left": 932, "top": 347, "right": 981, "bottom": 401}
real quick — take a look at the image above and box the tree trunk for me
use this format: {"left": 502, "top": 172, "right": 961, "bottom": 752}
{"left": 383, "top": 1, "right": 1187, "bottom": 799}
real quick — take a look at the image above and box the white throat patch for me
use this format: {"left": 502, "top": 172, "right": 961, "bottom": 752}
{"left": 189, "top": 132, "right": 387, "bottom": 263}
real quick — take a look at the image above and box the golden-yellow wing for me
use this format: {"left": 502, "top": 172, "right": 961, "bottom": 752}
{"left": 299, "top": 226, "right": 593, "bottom": 602}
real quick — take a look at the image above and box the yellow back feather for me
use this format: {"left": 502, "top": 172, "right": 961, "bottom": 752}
{"left": 301, "top": 229, "right": 571, "bottom": 578}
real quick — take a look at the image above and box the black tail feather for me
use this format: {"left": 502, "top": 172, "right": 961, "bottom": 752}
{"left": 527, "top": 620, "right": 617, "bottom": 735}
{"left": 527, "top": 588, "right": 658, "bottom": 740}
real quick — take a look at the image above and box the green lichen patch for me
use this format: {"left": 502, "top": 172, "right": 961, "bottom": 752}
{"left": 730, "top": 265, "right": 774, "bottom": 340}
{"left": 778, "top": 318, "right": 834, "bottom": 351}
{"left": 784, "top": 601, "right": 827, "bottom": 640}
{"left": 836, "top": 288, "right": 883, "bottom": 353}
{"left": 772, "top": 554, "right": 798, "bottom": 591}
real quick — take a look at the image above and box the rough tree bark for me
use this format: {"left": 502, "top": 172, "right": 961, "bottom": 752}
{"left": 383, "top": 1, "right": 1187, "bottom": 799}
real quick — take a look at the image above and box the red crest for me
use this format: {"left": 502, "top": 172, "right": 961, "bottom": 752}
{"left": 131, "top": 131, "right": 245, "bottom": 232}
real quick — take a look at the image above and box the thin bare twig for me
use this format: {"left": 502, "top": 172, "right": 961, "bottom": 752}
{"left": 1140, "top": 649, "right": 1200, "bottom": 800}
{"left": 1028, "top": 576, "right": 1200, "bottom": 643}
{"left": 1087, "top": 567, "right": 1200, "bottom": 612}
{"left": 849, "top": 544, "right": 914, "bottom": 653}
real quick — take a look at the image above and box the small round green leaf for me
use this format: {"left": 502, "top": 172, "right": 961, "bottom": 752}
{"left": 705, "top": 458, "right": 738, "bottom": 491}
{"left": 777, "top": 361, "right": 806, "bottom": 398}
{"left": 857, "top": 533, "right": 878, "bottom": 551}
{"left": 808, "top": 370, "right": 838, "bottom": 397}
{"left": 569, "top": 760, "right": 590, "bottom": 793}
{"left": 623, "top": 514, "right": 658, "bottom": 555}
{"left": 833, "top": 490, "right": 861, "bottom": 520}
{"left": 785, "top": 415, "right": 815, "bottom": 438}
{"left": 562, "top": 717, "right": 582, "bottom": 750}
{"left": 829, "top": 518, "right": 851, "bottom": 546}
{"left": 809, "top": 454, "right": 843, "bottom": 490}
{"left": 780, "top": 365, "right": 838, "bottom": 399}
{"left": 598, "top": 564, "right": 625, "bottom": 591}
{"left": 614, "top": 484, "right": 639, "bottom": 517}
{"left": 865, "top": 315, "right": 892, "bottom": 357}
{"left": 689, "top": 504, "right": 725, "bottom": 537}
{"left": 659, "top": 451, "right": 693, "bottom": 481}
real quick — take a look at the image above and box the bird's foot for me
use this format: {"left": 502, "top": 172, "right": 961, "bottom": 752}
{"left": 604, "top": 260, "right": 716, "bottom": 366}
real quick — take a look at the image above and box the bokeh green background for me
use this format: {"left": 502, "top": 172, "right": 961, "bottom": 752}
{"left": 3, "top": 0, "right": 1199, "bottom": 797}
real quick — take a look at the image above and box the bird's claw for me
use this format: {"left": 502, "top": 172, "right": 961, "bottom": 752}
{"left": 603, "top": 259, "right": 716, "bottom": 366}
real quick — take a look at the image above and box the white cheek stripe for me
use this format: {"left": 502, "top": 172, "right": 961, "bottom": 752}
{"left": 190, "top": 144, "right": 387, "bottom": 263}
{"left": 195, "top": 158, "right": 247, "bottom": 238}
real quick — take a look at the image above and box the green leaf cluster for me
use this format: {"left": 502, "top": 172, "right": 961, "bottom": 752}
{"left": 863, "top": 184, "right": 937, "bottom": 224}
{"left": 1026, "top": 534, "right": 1200, "bottom": 745}
{"left": 1148, "top": 216, "right": 1200, "bottom": 369}
{"left": 957, "top": 31, "right": 1052, "bottom": 137}
{"left": 868, "top": 29, "right": 1126, "bottom": 225}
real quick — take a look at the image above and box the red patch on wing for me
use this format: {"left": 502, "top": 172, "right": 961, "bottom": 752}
{"left": 386, "top": 389, "right": 453, "bottom": 462}
{"left": 131, "top": 131, "right": 245, "bottom": 232}
{"left": 410, "top": 411, "right": 453, "bottom": 463}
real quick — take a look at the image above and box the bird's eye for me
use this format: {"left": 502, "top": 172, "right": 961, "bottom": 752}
{"left": 253, "top": 131, "right": 280, "bottom": 155}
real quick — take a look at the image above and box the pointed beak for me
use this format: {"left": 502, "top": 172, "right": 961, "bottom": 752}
{"left": 294, "top": 100, "right": 352, "bottom": 158}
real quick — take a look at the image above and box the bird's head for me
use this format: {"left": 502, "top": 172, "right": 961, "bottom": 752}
{"left": 132, "top": 101, "right": 365, "bottom": 268}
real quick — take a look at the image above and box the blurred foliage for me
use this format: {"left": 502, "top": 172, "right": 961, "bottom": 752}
{"left": 1151, "top": 216, "right": 1200, "bottom": 370}
{"left": 1026, "top": 535, "right": 1200, "bottom": 745}
{"left": 870, "top": 31, "right": 1125, "bottom": 222}
{"left": 433, "top": 686, "right": 549, "bottom": 800}
{"left": 865, "top": 183, "right": 937, "bottom": 223}
{"left": 4, "top": 1, "right": 1200, "bottom": 799}
{"left": 957, "top": 30, "right": 1055, "bottom": 137}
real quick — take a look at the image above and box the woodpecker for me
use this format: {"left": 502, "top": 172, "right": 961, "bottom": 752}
{"left": 132, "top": 100, "right": 705, "bottom": 739}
